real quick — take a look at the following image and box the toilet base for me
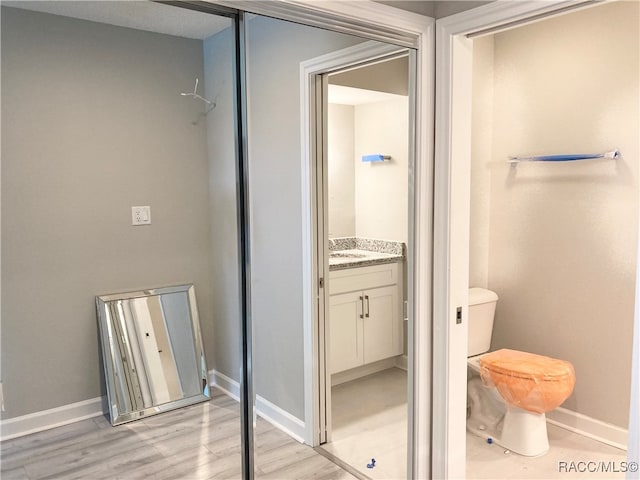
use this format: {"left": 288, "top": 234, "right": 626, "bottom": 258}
{"left": 501, "top": 406, "right": 549, "bottom": 457}
{"left": 467, "top": 376, "right": 550, "bottom": 457}
{"left": 467, "top": 406, "right": 549, "bottom": 457}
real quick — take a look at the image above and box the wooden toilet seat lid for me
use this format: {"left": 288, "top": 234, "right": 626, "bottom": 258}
{"left": 479, "top": 349, "right": 576, "bottom": 413}
{"left": 480, "top": 348, "right": 574, "bottom": 381}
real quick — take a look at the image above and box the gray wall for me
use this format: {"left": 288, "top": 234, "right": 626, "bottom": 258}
{"left": 375, "top": 0, "right": 434, "bottom": 18}
{"left": 471, "top": 1, "right": 639, "bottom": 427}
{"left": 203, "top": 27, "right": 242, "bottom": 383}
{"left": 432, "top": 1, "right": 494, "bottom": 19}
{"left": 1, "top": 8, "right": 214, "bottom": 418}
{"left": 331, "top": 57, "right": 408, "bottom": 96}
{"left": 246, "top": 16, "right": 363, "bottom": 419}
{"left": 375, "top": 1, "right": 494, "bottom": 19}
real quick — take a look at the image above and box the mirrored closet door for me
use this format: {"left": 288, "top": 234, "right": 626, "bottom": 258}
{"left": 1, "top": 2, "right": 250, "bottom": 477}
{"left": 244, "top": 13, "right": 416, "bottom": 479}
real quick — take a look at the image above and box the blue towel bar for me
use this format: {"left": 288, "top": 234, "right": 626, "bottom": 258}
{"left": 362, "top": 154, "right": 391, "bottom": 163}
{"left": 508, "top": 149, "right": 620, "bottom": 164}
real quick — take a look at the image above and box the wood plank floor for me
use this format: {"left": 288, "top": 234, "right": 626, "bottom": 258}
{"left": 1, "top": 390, "right": 356, "bottom": 480}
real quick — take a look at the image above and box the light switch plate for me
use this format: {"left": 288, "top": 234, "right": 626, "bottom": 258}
{"left": 132, "top": 206, "right": 151, "bottom": 225}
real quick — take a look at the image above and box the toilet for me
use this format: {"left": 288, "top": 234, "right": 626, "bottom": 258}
{"left": 467, "top": 287, "right": 575, "bottom": 456}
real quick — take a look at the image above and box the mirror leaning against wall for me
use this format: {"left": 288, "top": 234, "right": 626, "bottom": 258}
{"left": 96, "top": 285, "right": 209, "bottom": 426}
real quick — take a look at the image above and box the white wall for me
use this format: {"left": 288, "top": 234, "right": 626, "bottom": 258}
{"left": 328, "top": 96, "right": 409, "bottom": 243}
{"left": 470, "top": 1, "right": 639, "bottom": 427}
{"left": 354, "top": 97, "right": 409, "bottom": 243}
{"left": 469, "top": 35, "right": 493, "bottom": 288}
{"left": 630, "top": 212, "right": 640, "bottom": 470}
{"left": 328, "top": 103, "right": 356, "bottom": 238}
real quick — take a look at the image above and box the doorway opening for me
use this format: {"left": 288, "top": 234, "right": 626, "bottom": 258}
{"left": 434, "top": 1, "right": 638, "bottom": 478}
{"left": 309, "top": 49, "right": 414, "bottom": 479}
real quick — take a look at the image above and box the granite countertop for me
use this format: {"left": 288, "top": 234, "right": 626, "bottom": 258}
{"left": 328, "top": 237, "right": 405, "bottom": 271}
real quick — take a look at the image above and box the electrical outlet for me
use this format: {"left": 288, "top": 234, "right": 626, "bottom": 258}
{"left": 132, "top": 206, "right": 151, "bottom": 226}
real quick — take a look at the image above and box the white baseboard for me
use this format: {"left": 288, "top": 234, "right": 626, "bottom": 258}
{"left": 0, "top": 396, "right": 106, "bottom": 442}
{"left": 5, "top": 373, "right": 624, "bottom": 453}
{"left": 547, "top": 406, "right": 628, "bottom": 451}
{"left": 2, "top": 372, "right": 306, "bottom": 444}
{"left": 209, "top": 370, "right": 241, "bottom": 402}
{"left": 395, "top": 354, "right": 408, "bottom": 371}
{"left": 255, "top": 395, "right": 305, "bottom": 443}
{"left": 209, "top": 370, "right": 306, "bottom": 443}
{"left": 1, "top": 372, "right": 306, "bottom": 444}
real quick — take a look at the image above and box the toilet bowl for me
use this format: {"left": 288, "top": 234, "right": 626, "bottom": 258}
{"left": 467, "top": 288, "right": 576, "bottom": 456}
{"left": 469, "top": 348, "right": 575, "bottom": 456}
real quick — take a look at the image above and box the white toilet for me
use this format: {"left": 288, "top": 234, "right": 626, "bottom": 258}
{"left": 467, "top": 287, "right": 576, "bottom": 456}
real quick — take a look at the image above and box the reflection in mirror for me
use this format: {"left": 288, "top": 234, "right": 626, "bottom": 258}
{"left": 246, "top": 13, "right": 412, "bottom": 479}
{"left": 2, "top": 0, "right": 249, "bottom": 476}
{"left": 96, "top": 284, "right": 209, "bottom": 425}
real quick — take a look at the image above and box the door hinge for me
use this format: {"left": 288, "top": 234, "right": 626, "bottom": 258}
{"left": 319, "top": 277, "right": 324, "bottom": 289}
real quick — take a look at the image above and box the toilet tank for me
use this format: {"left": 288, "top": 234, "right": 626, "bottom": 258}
{"left": 468, "top": 288, "right": 499, "bottom": 357}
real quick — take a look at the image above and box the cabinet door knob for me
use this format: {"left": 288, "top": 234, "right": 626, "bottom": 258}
{"left": 359, "top": 296, "right": 364, "bottom": 318}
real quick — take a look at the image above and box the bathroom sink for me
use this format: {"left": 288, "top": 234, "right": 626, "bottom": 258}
{"left": 329, "top": 251, "right": 368, "bottom": 259}
{"left": 328, "top": 247, "right": 402, "bottom": 271}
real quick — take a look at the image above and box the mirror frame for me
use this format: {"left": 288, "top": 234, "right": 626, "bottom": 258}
{"left": 96, "top": 284, "right": 210, "bottom": 425}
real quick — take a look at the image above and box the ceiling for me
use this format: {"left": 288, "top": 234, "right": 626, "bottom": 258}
{"left": 2, "top": 1, "right": 231, "bottom": 40}
{"left": 328, "top": 85, "right": 406, "bottom": 106}
{"left": 2, "top": 1, "right": 495, "bottom": 40}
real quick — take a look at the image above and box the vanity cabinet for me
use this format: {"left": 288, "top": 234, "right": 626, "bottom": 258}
{"left": 328, "top": 262, "right": 402, "bottom": 374}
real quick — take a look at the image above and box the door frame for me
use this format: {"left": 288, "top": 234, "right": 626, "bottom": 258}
{"left": 212, "top": 1, "right": 433, "bottom": 476}
{"left": 434, "top": 1, "right": 599, "bottom": 478}
{"left": 300, "top": 33, "right": 433, "bottom": 480}
{"left": 301, "top": 43, "right": 414, "bottom": 447}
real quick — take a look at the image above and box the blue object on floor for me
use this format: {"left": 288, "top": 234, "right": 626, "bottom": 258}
{"left": 487, "top": 438, "right": 493, "bottom": 444}
{"left": 367, "top": 458, "right": 376, "bottom": 469}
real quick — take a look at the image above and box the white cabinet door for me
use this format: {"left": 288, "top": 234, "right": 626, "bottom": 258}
{"left": 329, "top": 291, "right": 364, "bottom": 374}
{"left": 363, "top": 285, "right": 401, "bottom": 364}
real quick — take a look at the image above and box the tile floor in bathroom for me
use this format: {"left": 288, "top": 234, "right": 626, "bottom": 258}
{"left": 324, "top": 367, "right": 629, "bottom": 480}
{"left": 321, "top": 368, "right": 408, "bottom": 480}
